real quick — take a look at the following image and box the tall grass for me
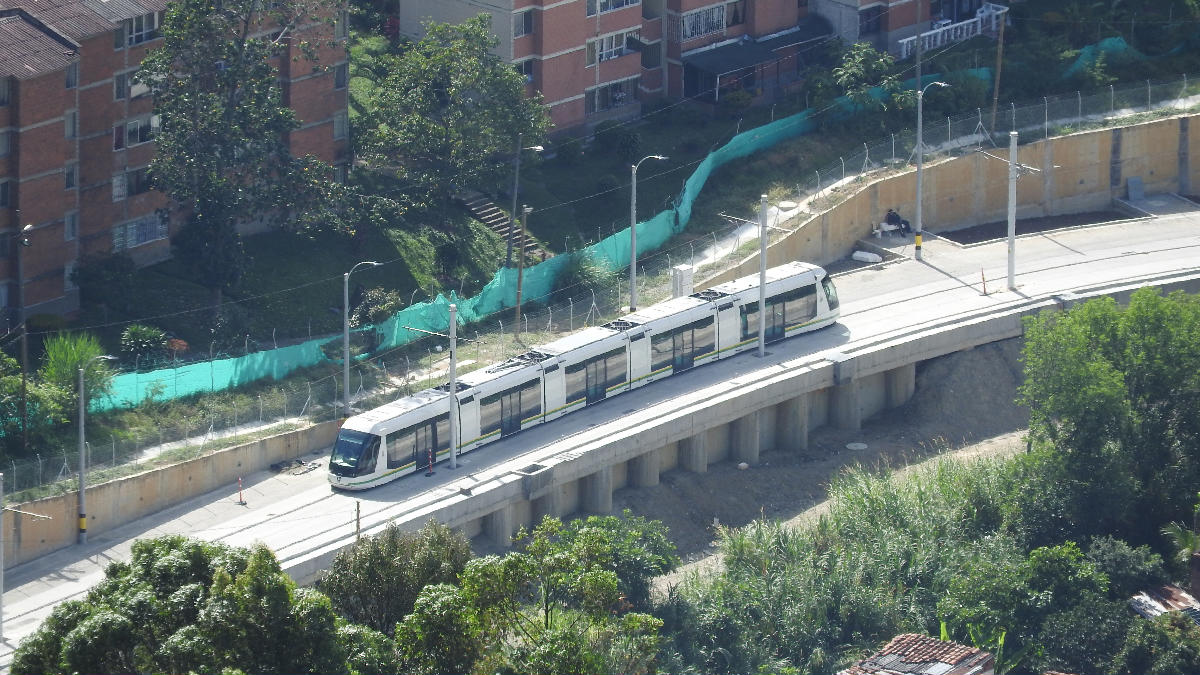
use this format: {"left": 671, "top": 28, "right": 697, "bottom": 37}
{"left": 661, "top": 456, "right": 1021, "bottom": 674}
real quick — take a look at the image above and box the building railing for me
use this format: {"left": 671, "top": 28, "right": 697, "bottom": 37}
{"left": 898, "top": 2, "right": 1008, "bottom": 60}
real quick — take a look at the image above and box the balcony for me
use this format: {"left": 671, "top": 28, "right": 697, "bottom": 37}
{"left": 898, "top": 2, "right": 1007, "bottom": 60}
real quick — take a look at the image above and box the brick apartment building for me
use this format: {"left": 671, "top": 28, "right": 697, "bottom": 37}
{"left": 396, "top": 0, "right": 991, "bottom": 132}
{"left": 0, "top": 0, "right": 349, "bottom": 320}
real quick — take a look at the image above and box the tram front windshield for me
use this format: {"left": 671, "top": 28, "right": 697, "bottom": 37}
{"left": 329, "top": 429, "right": 375, "bottom": 477}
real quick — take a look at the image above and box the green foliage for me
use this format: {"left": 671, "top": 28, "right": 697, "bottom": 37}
{"left": 139, "top": 0, "right": 342, "bottom": 305}
{"left": 559, "top": 509, "right": 679, "bottom": 610}
{"left": 316, "top": 520, "right": 472, "bottom": 636}
{"left": 716, "top": 89, "right": 754, "bottom": 120}
{"left": 120, "top": 324, "right": 167, "bottom": 365}
{"left": 0, "top": 351, "right": 69, "bottom": 457}
{"left": 1111, "top": 611, "right": 1200, "bottom": 675}
{"left": 350, "top": 287, "right": 403, "bottom": 328}
{"left": 12, "top": 536, "right": 350, "bottom": 675}
{"left": 1019, "top": 289, "right": 1200, "bottom": 544}
{"left": 358, "top": 14, "right": 550, "bottom": 220}
{"left": 593, "top": 120, "right": 642, "bottom": 162}
{"left": 395, "top": 583, "right": 481, "bottom": 675}
{"left": 832, "top": 42, "right": 901, "bottom": 114}
{"left": 1085, "top": 535, "right": 1167, "bottom": 597}
{"left": 551, "top": 251, "right": 616, "bottom": 304}
{"left": 38, "top": 332, "right": 111, "bottom": 406}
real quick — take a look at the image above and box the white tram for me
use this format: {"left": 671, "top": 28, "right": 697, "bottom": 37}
{"left": 328, "top": 261, "right": 840, "bottom": 489}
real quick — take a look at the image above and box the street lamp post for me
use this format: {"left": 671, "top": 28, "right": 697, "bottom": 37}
{"left": 629, "top": 154, "right": 667, "bottom": 312}
{"left": 447, "top": 303, "right": 458, "bottom": 469}
{"left": 915, "top": 81, "right": 949, "bottom": 262}
{"left": 344, "top": 261, "right": 382, "bottom": 418}
{"left": 1007, "top": 130, "right": 1018, "bottom": 290}
{"left": 78, "top": 354, "right": 116, "bottom": 545}
{"left": 15, "top": 222, "right": 31, "bottom": 454}
{"left": 507, "top": 134, "right": 543, "bottom": 268}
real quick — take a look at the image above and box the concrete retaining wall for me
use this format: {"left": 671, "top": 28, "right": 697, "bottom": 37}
{"left": 5, "top": 421, "right": 340, "bottom": 568}
{"left": 707, "top": 114, "right": 1200, "bottom": 287}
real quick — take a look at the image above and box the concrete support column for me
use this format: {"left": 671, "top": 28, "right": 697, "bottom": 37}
{"left": 533, "top": 488, "right": 562, "bottom": 521}
{"left": 831, "top": 380, "right": 862, "bottom": 431}
{"left": 776, "top": 393, "right": 809, "bottom": 452}
{"left": 679, "top": 432, "right": 708, "bottom": 473}
{"left": 485, "top": 505, "right": 513, "bottom": 548}
{"left": 885, "top": 363, "right": 916, "bottom": 408}
{"left": 630, "top": 450, "right": 660, "bottom": 487}
{"left": 583, "top": 466, "right": 612, "bottom": 514}
{"left": 732, "top": 411, "right": 761, "bottom": 464}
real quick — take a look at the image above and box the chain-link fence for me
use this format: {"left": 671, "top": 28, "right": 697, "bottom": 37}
{"left": 9, "top": 73, "right": 1199, "bottom": 501}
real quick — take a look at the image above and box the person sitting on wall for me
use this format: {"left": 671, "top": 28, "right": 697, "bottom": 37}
{"left": 886, "top": 208, "right": 912, "bottom": 235}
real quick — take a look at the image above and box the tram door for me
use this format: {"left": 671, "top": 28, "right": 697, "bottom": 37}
{"left": 585, "top": 359, "right": 606, "bottom": 403}
{"left": 672, "top": 330, "right": 695, "bottom": 371}
{"left": 766, "top": 302, "right": 786, "bottom": 342}
{"left": 499, "top": 391, "right": 522, "bottom": 436}
{"left": 408, "top": 422, "right": 435, "bottom": 473}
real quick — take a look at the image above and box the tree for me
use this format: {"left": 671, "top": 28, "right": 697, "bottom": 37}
{"left": 12, "top": 536, "right": 354, "bottom": 675}
{"left": 558, "top": 509, "right": 680, "bottom": 610}
{"left": 832, "top": 42, "right": 902, "bottom": 115}
{"left": 138, "top": 0, "right": 342, "bottom": 312}
{"left": 358, "top": 14, "right": 549, "bottom": 220}
{"left": 1019, "top": 289, "right": 1200, "bottom": 543}
{"left": 120, "top": 324, "right": 168, "bottom": 366}
{"left": 394, "top": 583, "right": 482, "bottom": 675}
{"left": 0, "top": 351, "right": 68, "bottom": 456}
{"left": 316, "top": 520, "right": 472, "bottom": 636}
{"left": 458, "top": 516, "right": 663, "bottom": 675}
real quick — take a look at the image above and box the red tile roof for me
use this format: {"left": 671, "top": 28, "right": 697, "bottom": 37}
{"left": 839, "top": 633, "right": 994, "bottom": 675}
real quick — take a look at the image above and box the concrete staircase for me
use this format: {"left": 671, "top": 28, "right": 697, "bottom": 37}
{"left": 460, "top": 191, "right": 543, "bottom": 262}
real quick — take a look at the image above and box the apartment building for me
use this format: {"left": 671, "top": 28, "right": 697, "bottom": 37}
{"left": 0, "top": 0, "right": 348, "bottom": 319}
{"left": 397, "top": 0, "right": 999, "bottom": 132}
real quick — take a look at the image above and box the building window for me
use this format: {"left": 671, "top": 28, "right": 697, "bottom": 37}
{"left": 0, "top": 79, "right": 9, "bottom": 106}
{"left": 112, "top": 212, "right": 167, "bottom": 251}
{"left": 65, "top": 62, "right": 78, "bottom": 89}
{"left": 587, "top": 0, "right": 639, "bottom": 16}
{"left": 333, "top": 112, "right": 348, "bottom": 140}
{"left": 65, "top": 163, "right": 78, "bottom": 190}
{"left": 0, "top": 180, "right": 9, "bottom": 208}
{"left": 117, "top": 12, "right": 162, "bottom": 48}
{"left": 587, "top": 30, "right": 640, "bottom": 66}
{"left": 334, "top": 164, "right": 348, "bottom": 184}
{"left": 334, "top": 10, "right": 348, "bottom": 39}
{"left": 112, "top": 167, "right": 152, "bottom": 202}
{"left": 859, "top": 5, "right": 885, "bottom": 35}
{"left": 65, "top": 109, "right": 78, "bottom": 139}
{"left": 114, "top": 115, "right": 159, "bottom": 150}
{"left": 726, "top": 0, "right": 745, "bottom": 27}
{"left": 65, "top": 261, "right": 77, "bottom": 291}
{"left": 585, "top": 77, "right": 638, "bottom": 114}
{"left": 515, "top": 59, "right": 534, "bottom": 84}
{"left": 514, "top": 10, "right": 533, "bottom": 37}
{"left": 114, "top": 72, "right": 150, "bottom": 100}
{"left": 930, "top": 0, "right": 943, "bottom": 19}
{"left": 679, "top": 5, "right": 726, "bottom": 41}
{"left": 797, "top": 0, "right": 808, "bottom": 7}
{"left": 334, "top": 63, "right": 348, "bottom": 89}
{"left": 65, "top": 211, "right": 78, "bottom": 241}
{"left": 0, "top": 132, "right": 9, "bottom": 157}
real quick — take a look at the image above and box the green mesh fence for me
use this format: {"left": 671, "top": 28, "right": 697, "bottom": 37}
{"left": 89, "top": 77, "right": 953, "bottom": 411}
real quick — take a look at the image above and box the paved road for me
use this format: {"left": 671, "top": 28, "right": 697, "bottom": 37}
{"left": 2, "top": 207, "right": 1199, "bottom": 668}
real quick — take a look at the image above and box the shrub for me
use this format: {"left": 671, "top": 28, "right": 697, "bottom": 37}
{"left": 121, "top": 324, "right": 167, "bottom": 367}
{"left": 70, "top": 253, "right": 137, "bottom": 309}
{"left": 350, "top": 287, "right": 402, "bottom": 328}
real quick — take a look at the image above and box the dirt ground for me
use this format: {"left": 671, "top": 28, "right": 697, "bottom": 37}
{"left": 612, "top": 338, "right": 1031, "bottom": 567}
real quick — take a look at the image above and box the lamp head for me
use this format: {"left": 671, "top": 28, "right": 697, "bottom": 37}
{"left": 653, "top": 155, "right": 668, "bottom": 160}
{"left": 933, "top": 81, "right": 950, "bottom": 88}
{"left": 529, "top": 145, "right": 544, "bottom": 152}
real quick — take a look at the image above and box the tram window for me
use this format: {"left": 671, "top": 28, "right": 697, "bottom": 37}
{"left": 651, "top": 331, "right": 675, "bottom": 372}
{"left": 741, "top": 303, "right": 759, "bottom": 340}
{"left": 784, "top": 285, "right": 817, "bottom": 329}
{"left": 387, "top": 429, "right": 410, "bottom": 469}
{"left": 480, "top": 392, "right": 503, "bottom": 435}
{"left": 330, "top": 430, "right": 378, "bottom": 477}
{"left": 521, "top": 378, "right": 542, "bottom": 420}
{"left": 566, "top": 361, "right": 587, "bottom": 404}
{"left": 436, "top": 414, "right": 450, "bottom": 452}
{"left": 692, "top": 316, "right": 715, "bottom": 356}
{"left": 604, "top": 347, "right": 627, "bottom": 390}
{"left": 822, "top": 276, "right": 840, "bottom": 310}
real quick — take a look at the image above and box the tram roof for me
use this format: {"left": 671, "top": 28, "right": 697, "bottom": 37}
{"left": 709, "top": 261, "right": 820, "bottom": 295}
{"left": 538, "top": 325, "right": 622, "bottom": 354}
{"left": 624, "top": 294, "right": 709, "bottom": 323}
{"left": 349, "top": 388, "right": 445, "bottom": 428}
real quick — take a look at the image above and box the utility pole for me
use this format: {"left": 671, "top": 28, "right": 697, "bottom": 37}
{"left": 989, "top": 17, "right": 1006, "bottom": 133}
